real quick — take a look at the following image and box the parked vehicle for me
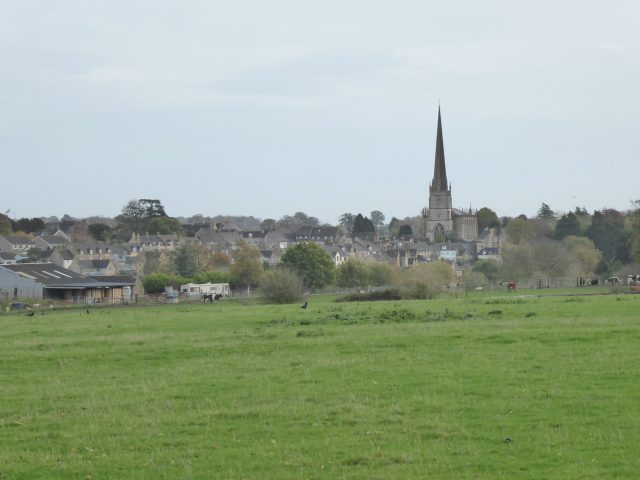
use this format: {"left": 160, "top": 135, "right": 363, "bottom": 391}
{"left": 180, "top": 283, "right": 230, "bottom": 299}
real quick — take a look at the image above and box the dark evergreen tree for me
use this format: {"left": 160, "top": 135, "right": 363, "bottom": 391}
{"left": 554, "top": 212, "right": 582, "bottom": 239}
{"left": 352, "top": 214, "right": 375, "bottom": 234}
{"left": 537, "top": 203, "right": 555, "bottom": 220}
{"left": 587, "top": 209, "right": 626, "bottom": 262}
{"left": 398, "top": 224, "right": 413, "bottom": 237}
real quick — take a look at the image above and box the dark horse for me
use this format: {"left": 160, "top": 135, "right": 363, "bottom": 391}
{"left": 202, "top": 293, "right": 223, "bottom": 303}
{"left": 500, "top": 281, "right": 516, "bottom": 292}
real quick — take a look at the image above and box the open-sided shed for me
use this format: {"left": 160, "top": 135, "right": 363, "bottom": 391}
{"left": 0, "top": 263, "right": 134, "bottom": 304}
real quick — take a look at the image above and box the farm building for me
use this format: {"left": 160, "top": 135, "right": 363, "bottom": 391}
{"left": 0, "top": 263, "right": 134, "bottom": 303}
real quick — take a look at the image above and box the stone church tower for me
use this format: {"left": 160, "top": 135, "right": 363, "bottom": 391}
{"left": 422, "top": 107, "right": 478, "bottom": 242}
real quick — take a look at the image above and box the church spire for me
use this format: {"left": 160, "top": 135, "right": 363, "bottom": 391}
{"left": 431, "top": 106, "right": 448, "bottom": 192}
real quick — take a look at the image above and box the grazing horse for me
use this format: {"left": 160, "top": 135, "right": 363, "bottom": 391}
{"left": 500, "top": 281, "right": 516, "bottom": 292}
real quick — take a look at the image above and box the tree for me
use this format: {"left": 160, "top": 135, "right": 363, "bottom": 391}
{"left": 172, "top": 243, "right": 200, "bottom": 277}
{"left": 281, "top": 242, "right": 335, "bottom": 289}
{"left": 501, "top": 238, "right": 570, "bottom": 278}
{"left": 388, "top": 217, "right": 402, "bottom": 237}
{"left": 261, "top": 218, "right": 277, "bottom": 232}
{"left": 398, "top": 224, "right": 413, "bottom": 237}
{"left": 230, "top": 242, "right": 264, "bottom": 293}
{"left": 477, "top": 207, "right": 500, "bottom": 232}
{"left": 0, "top": 213, "right": 12, "bottom": 235}
{"left": 587, "top": 209, "right": 626, "bottom": 262}
{"left": 147, "top": 216, "right": 181, "bottom": 235}
{"left": 88, "top": 223, "right": 112, "bottom": 241}
{"left": 59, "top": 214, "right": 76, "bottom": 232}
{"left": 630, "top": 200, "right": 640, "bottom": 262}
{"left": 12, "top": 217, "right": 44, "bottom": 234}
{"left": 277, "top": 212, "right": 319, "bottom": 229}
{"left": 537, "top": 203, "right": 556, "bottom": 220}
{"left": 114, "top": 199, "right": 178, "bottom": 239}
{"left": 369, "top": 262, "right": 395, "bottom": 286}
{"left": 22, "top": 247, "right": 44, "bottom": 263}
{"left": 192, "top": 270, "right": 233, "bottom": 284}
{"left": 563, "top": 236, "right": 601, "bottom": 275}
{"left": 472, "top": 260, "right": 500, "bottom": 283}
{"left": 143, "top": 272, "right": 187, "bottom": 294}
{"left": 398, "top": 262, "right": 453, "bottom": 299}
{"left": 505, "top": 218, "right": 551, "bottom": 244}
{"left": 212, "top": 252, "right": 231, "bottom": 268}
{"left": 352, "top": 214, "right": 375, "bottom": 234}
{"left": 370, "top": 210, "right": 385, "bottom": 232}
{"left": 338, "top": 213, "right": 356, "bottom": 232}
{"left": 554, "top": 212, "right": 582, "bottom": 240}
{"left": 293, "top": 211, "right": 319, "bottom": 226}
{"left": 336, "top": 258, "right": 370, "bottom": 288}
{"left": 461, "top": 271, "right": 489, "bottom": 290}
{"left": 259, "top": 269, "right": 304, "bottom": 304}
{"left": 138, "top": 199, "right": 167, "bottom": 218}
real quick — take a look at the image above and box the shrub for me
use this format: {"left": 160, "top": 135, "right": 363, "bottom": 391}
{"left": 337, "top": 289, "right": 403, "bottom": 302}
{"left": 259, "top": 269, "right": 304, "bottom": 304}
{"left": 143, "top": 273, "right": 188, "bottom": 294}
{"left": 336, "top": 258, "right": 370, "bottom": 288}
{"left": 396, "top": 263, "right": 453, "bottom": 299}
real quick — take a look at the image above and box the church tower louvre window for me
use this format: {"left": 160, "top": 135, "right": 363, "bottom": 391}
{"left": 422, "top": 107, "right": 478, "bottom": 242}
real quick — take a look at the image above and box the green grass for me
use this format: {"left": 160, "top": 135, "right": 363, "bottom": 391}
{"left": 1, "top": 293, "right": 640, "bottom": 479}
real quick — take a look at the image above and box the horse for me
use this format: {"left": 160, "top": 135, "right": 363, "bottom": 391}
{"left": 500, "top": 281, "right": 516, "bottom": 292}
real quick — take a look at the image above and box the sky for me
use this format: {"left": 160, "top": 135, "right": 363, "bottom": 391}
{"left": 2, "top": 0, "right": 639, "bottom": 225}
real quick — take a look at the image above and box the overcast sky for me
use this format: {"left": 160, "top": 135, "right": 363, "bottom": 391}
{"left": 2, "top": 1, "right": 639, "bottom": 224}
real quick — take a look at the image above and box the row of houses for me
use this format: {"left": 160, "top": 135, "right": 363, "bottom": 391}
{"left": 1, "top": 226, "right": 504, "bottom": 271}
{"left": 0, "top": 226, "right": 504, "bottom": 301}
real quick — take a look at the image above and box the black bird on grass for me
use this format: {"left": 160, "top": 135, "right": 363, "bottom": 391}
{"left": 300, "top": 302, "right": 308, "bottom": 309}
{"left": 25, "top": 311, "right": 35, "bottom": 317}
{"left": 86, "top": 309, "right": 90, "bottom": 314}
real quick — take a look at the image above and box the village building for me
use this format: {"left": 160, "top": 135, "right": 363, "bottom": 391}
{"left": 0, "top": 263, "right": 133, "bottom": 303}
{"left": 421, "top": 108, "right": 478, "bottom": 242}
{"left": 0, "top": 235, "right": 35, "bottom": 254}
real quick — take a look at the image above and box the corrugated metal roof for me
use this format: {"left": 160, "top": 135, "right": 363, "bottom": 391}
{"left": 0, "top": 263, "right": 129, "bottom": 289}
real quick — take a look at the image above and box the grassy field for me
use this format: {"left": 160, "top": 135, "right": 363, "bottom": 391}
{"left": 1, "top": 291, "right": 640, "bottom": 479}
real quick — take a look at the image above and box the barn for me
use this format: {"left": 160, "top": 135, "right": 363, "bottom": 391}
{"left": 0, "top": 263, "right": 134, "bottom": 304}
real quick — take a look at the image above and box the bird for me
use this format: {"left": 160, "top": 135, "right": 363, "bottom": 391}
{"left": 25, "top": 311, "right": 35, "bottom": 317}
{"left": 86, "top": 309, "right": 90, "bottom": 314}
{"left": 300, "top": 302, "right": 308, "bottom": 309}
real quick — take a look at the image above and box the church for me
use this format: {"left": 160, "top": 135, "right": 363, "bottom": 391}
{"left": 421, "top": 107, "right": 478, "bottom": 242}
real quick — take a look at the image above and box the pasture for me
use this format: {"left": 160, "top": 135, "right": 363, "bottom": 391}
{"left": 1, "top": 291, "right": 640, "bottom": 479}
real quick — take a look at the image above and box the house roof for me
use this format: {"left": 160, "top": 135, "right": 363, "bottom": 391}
{"left": 295, "top": 226, "right": 339, "bottom": 239}
{"left": 2, "top": 235, "right": 34, "bottom": 246}
{"left": 0, "top": 263, "right": 128, "bottom": 289}
{"left": 242, "top": 231, "right": 264, "bottom": 239}
{"left": 0, "top": 251, "right": 16, "bottom": 260}
{"left": 77, "top": 259, "right": 112, "bottom": 269}
{"left": 35, "top": 235, "right": 69, "bottom": 245}
{"left": 95, "top": 275, "right": 135, "bottom": 285}
{"left": 57, "top": 249, "right": 76, "bottom": 261}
